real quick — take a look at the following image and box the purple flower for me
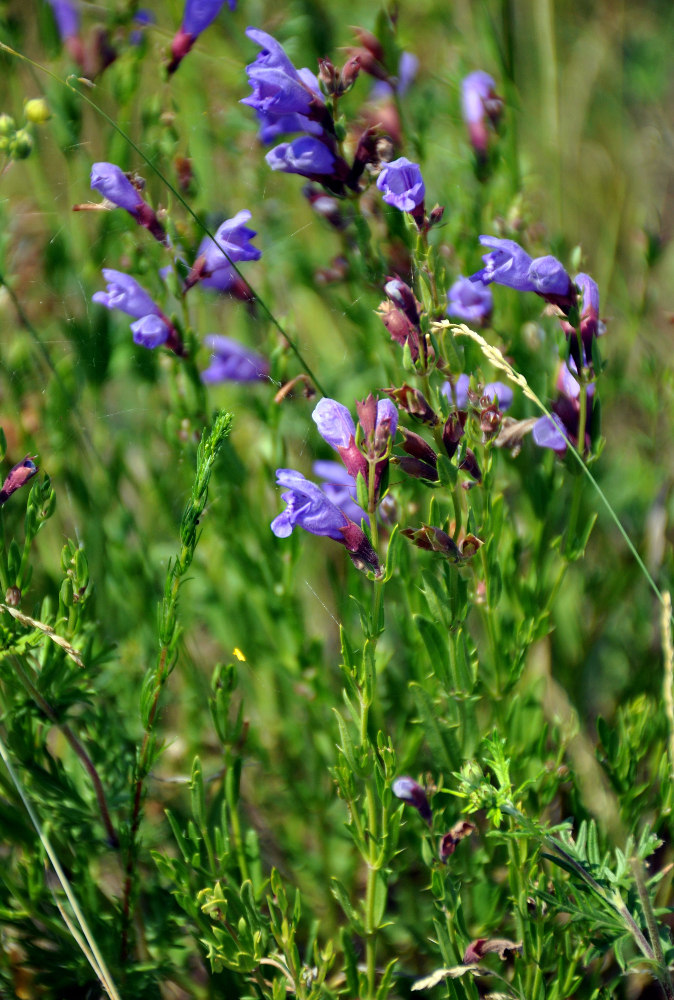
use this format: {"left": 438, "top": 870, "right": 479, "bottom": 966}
{"left": 461, "top": 71, "right": 503, "bottom": 158}
{"left": 575, "top": 273, "right": 600, "bottom": 324}
{"left": 242, "top": 28, "right": 325, "bottom": 125}
{"left": 532, "top": 360, "right": 594, "bottom": 454}
{"left": 532, "top": 413, "right": 569, "bottom": 452}
{"left": 168, "top": 0, "right": 235, "bottom": 74}
{"left": 312, "top": 398, "right": 356, "bottom": 450}
{"left": 265, "top": 137, "right": 336, "bottom": 176}
{"left": 441, "top": 375, "right": 513, "bottom": 412}
{"left": 193, "top": 210, "right": 261, "bottom": 291}
{"left": 46, "top": 0, "right": 79, "bottom": 40}
{"left": 470, "top": 236, "right": 574, "bottom": 306}
{"left": 392, "top": 776, "right": 432, "bottom": 824}
{"left": 564, "top": 273, "right": 602, "bottom": 352}
{"left": 313, "top": 396, "right": 397, "bottom": 504}
{"left": 201, "top": 336, "right": 269, "bottom": 383}
{"left": 93, "top": 270, "right": 181, "bottom": 353}
{"left": 130, "top": 10, "right": 155, "bottom": 46}
{"left": 461, "top": 71, "right": 496, "bottom": 126}
{"left": 271, "top": 469, "right": 380, "bottom": 572}
{"left": 446, "top": 276, "right": 493, "bottom": 325}
{"left": 313, "top": 460, "right": 368, "bottom": 525}
{"left": 91, "top": 162, "right": 143, "bottom": 214}
{"left": 470, "top": 236, "right": 535, "bottom": 292}
{"left": 0, "top": 457, "right": 38, "bottom": 506}
{"left": 376, "top": 157, "right": 425, "bottom": 214}
{"left": 92, "top": 269, "right": 160, "bottom": 318}
{"left": 130, "top": 314, "right": 172, "bottom": 349}
{"left": 271, "top": 469, "right": 350, "bottom": 541}
{"left": 90, "top": 162, "right": 167, "bottom": 245}
{"left": 528, "top": 255, "right": 572, "bottom": 298}
{"left": 182, "top": 0, "right": 234, "bottom": 37}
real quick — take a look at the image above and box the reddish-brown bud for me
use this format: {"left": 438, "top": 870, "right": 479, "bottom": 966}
{"left": 340, "top": 522, "right": 380, "bottom": 575}
{"left": 384, "top": 384, "right": 437, "bottom": 425}
{"left": 459, "top": 448, "right": 482, "bottom": 482}
{"left": 442, "top": 412, "right": 466, "bottom": 459}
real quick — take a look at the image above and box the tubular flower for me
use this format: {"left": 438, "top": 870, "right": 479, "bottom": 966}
{"left": 446, "top": 275, "right": 493, "bottom": 325}
{"left": 376, "top": 157, "right": 425, "bottom": 219}
{"left": 562, "top": 273, "right": 603, "bottom": 364}
{"left": 313, "top": 461, "right": 368, "bottom": 525}
{"left": 312, "top": 396, "right": 397, "bottom": 503}
{"left": 90, "top": 162, "right": 168, "bottom": 245}
{"left": 461, "top": 71, "right": 502, "bottom": 156}
{"left": 266, "top": 137, "right": 336, "bottom": 177}
{"left": 242, "top": 27, "right": 326, "bottom": 128}
{"left": 470, "top": 236, "right": 535, "bottom": 292}
{"left": 271, "top": 469, "right": 379, "bottom": 572}
{"left": 93, "top": 269, "right": 183, "bottom": 354}
{"left": 470, "top": 235, "right": 575, "bottom": 309}
{"left": 188, "top": 210, "right": 261, "bottom": 294}
{"left": 168, "top": 0, "right": 235, "bottom": 75}
{"left": 201, "top": 336, "right": 269, "bottom": 383}
{"left": 532, "top": 360, "right": 595, "bottom": 454}
{"left": 392, "top": 776, "right": 432, "bottom": 824}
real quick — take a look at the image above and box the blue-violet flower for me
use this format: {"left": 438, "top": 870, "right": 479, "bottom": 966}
{"left": 190, "top": 210, "right": 261, "bottom": 292}
{"left": 470, "top": 235, "right": 574, "bottom": 307}
{"left": 93, "top": 269, "right": 183, "bottom": 354}
{"left": 168, "top": 0, "right": 235, "bottom": 74}
{"left": 90, "top": 162, "right": 167, "bottom": 245}
{"left": 313, "top": 460, "right": 368, "bottom": 525}
{"left": 446, "top": 275, "right": 493, "bottom": 325}
{"left": 461, "top": 71, "right": 502, "bottom": 156}
{"left": 201, "top": 336, "right": 269, "bottom": 383}
{"left": 376, "top": 157, "right": 425, "bottom": 215}
{"left": 265, "top": 137, "right": 336, "bottom": 176}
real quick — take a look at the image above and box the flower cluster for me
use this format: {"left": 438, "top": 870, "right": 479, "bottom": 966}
{"left": 271, "top": 396, "right": 398, "bottom": 573}
{"left": 242, "top": 28, "right": 347, "bottom": 185}
{"left": 83, "top": 155, "right": 264, "bottom": 376}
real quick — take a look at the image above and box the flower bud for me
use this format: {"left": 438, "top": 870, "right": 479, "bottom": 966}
{"left": 459, "top": 448, "right": 482, "bottom": 482}
{"left": 384, "top": 384, "right": 438, "bottom": 425}
{"left": 0, "top": 113, "right": 15, "bottom": 136}
{"left": 392, "top": 776, "right": 432, "bottom": 824}
{"left": 317, "top": 57, "right": 339, "bottom": 93}
{"left": 442, "top": 412, "right": 466, "bottom": 459}
{"left": 10, "top": 129, "right": 33, "bottom": 160}
{"left": 401, "top": 525, "right": 460, "bottom": 559}
{"left": 24, "top": 99, "right": 50, "bottom": 124}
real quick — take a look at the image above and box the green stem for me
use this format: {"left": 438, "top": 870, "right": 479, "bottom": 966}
{"left": 10, "top": 657, "right": 118, "bottom": 847}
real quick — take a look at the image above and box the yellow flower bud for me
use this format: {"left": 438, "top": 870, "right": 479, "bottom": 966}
{"left": 24, "top": 98, "right": 50, "bottom": 124}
